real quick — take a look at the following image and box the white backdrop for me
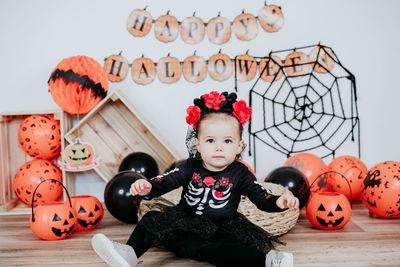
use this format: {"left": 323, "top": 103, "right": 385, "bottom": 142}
{"left": 1, "top": 0, "right": 399, "bottom": 201}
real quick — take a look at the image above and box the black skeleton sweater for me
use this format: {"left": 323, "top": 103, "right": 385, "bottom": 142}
{"left": 147, "top": 158, "right": 284, "bottom": 220}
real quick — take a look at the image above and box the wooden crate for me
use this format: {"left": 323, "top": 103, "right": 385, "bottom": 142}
{"left": 0, "top": 110, "right": 73, "bottom": 215}
{"left": 64, "top": 90, "right": 181, "bottom": 184}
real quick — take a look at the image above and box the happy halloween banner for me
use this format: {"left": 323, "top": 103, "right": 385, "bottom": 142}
{"left": 127, "top": 4, "right": 284, "bottom": 44}
{"left": 103, "top": 46, "right": 336, "bottom": 85}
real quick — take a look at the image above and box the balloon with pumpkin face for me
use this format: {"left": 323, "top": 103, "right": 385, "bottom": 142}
{"left": 306, "top": 192, "right": 352, "bottom": 230}
{"left": 71, "top": 195, "right": 103, "bottom": 231}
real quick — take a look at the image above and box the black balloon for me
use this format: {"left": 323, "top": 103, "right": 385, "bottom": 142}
{"left": 265, "top": 166, "right": 310, "bottom": 209}
{"left": 119, "top": 152, "right": 159, "bottom": 178}
{"left": 104, "top": 171, "right": 147, "bottom": 224}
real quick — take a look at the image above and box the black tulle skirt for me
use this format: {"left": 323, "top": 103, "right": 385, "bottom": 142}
{"left": 138, "top": 204, "right": 284, "bottom": 259}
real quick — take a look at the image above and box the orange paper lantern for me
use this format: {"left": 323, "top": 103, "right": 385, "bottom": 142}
{"left": 157, "top": 55, "right": 181, "bottom": 84}
{"left": 258, "top": 4, "right": 284, "bottom": 32}
{"left": 208, "top": 52, "right": 233, "bottom": 81}
{"left": 131, "top": 56, "right": 156, "bottom": 85}
{"left": 183, "top": 54, "right": 207, "bottom": 83}
{"left": 126, "top": 9, "right": 153, "bottom": 37}
{"left": 233, "top": 12, "right": 258, "bottom": 41}
{"left": 207, "top": 15, "right": 231, "bottom": 44}
{"left": 154, "top": 13, "right": 179, "bottom": 43}
{"left": 103, "top": 53, "right": 129, "bottom": 82}
{"left": 181, "top": 15, "right": 205, "bottom": 44}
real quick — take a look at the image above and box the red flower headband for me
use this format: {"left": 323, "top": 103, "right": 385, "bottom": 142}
{"left": 185, "top": 91, "right": 252, "bottom": 129}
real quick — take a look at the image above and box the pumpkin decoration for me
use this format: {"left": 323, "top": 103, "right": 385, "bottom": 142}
{"left": 18, "top": 114, "right": 61, "bottom": 160}
{"left": 207, "top": 14, "right": 232, "bottom": 44}
{"left": 309, "top": 45, "right": 335, "bottom": 73}
{"left": 30, "top": 179, "right": 76, "bottom": 240}
{"left": 284, "top": 153, "right": 328, "bottom": 195}
{"left": 258, "top": 4, "right": 284, "bottom": 33}
{"left": 48, "top": 55, "right": 109, "bottom": 115}
{"left": 259, "top": 55, "right": 283, "bottom": 82}
{"left": 328, "top": 156, "right": 368, "bottom": 201}
{"left": 235, "top": 53, "right": 257, "bottom": 81}
{"left": 181, "top": 14, "right": 205, "bottom": 44}
{"left": 284, "top": 51, "right": 310, "bottom": 77}
{"left": 208, "top": 51, "right": 233, "bottom": 81}
{"left": 131, "top": 56, "right": 156, "bottom": 85}
{"left": 64, "top": 139, "right": 95, "bottom": 167}
{"left": 182, "top": 53, "right": 207, "bottom": 83}
{"left": 306, "top": 192, "right": 352, "bottom": 230}
{"left": 154, "top": 12, "right": 179, "bottom": 43}
{"left": 157, "top": 54, "right": 181, "bottom": 84}
{"left": 361, "top": 161, "right": 400, "bottom": 218}
{"left": 103, "top": 52, "right": 130, "bottom": 82}
{"left": 70, "top": 195, "right": 103, "bottom": 231}
{"left": 126, "top": 8, "right": 153, "bottom": 37}
{"left": 233, "top": 11, "right": 258, "bottom": 41}
{"left": 13, "top": 159, "right": 63, "bottom": 207}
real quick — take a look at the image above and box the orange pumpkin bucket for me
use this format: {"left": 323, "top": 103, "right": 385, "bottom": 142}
{"left": 30, "top": 179, "right": 77, "bottom": 240}
{"left": 70, "top": 195, "right": 103, "bottom": 231}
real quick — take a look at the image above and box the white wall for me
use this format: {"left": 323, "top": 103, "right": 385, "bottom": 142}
{"left": 1, "top": 0, "right": 399, "bottom": 201}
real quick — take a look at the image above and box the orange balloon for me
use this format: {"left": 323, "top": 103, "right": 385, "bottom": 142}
{"left": 48, "top": 55, "right": 109, "bottom": 115}
{"left": 13, "top": 159, "right": 63, "bottom": 207}
{"left": 328, "top": 156, "right": 368, "bottom": 200}
{"left": 18, "top": 114, "right": 61, "bottom": 159}
{"left": 284, "top": 153, "right": 328, "bottom": 194}
{"left": 361, "top": 161, "right": 400, "bottom": 218}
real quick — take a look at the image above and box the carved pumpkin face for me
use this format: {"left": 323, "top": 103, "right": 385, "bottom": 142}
{"left": 103, "top": 54, "right": 129, "bottom": 82}
{"left": 233, "top": 12, "right": 258, "bottom": 41}
{"left": 131, "top": 56, "right": 156, "bottom": 85}
{"left": 235, "top": 53, "right": 257, "bottom": 81}
{"left": 30, "top": 201, "right": 77, "bottom": 240}
{"left": 154, "top": 13, "right": 179, "bottom": 43}
{"left": 306, "top": 192, "right": 352, "bottom": 230}
{"left": 207, "top": 15, "right": 231, "bottom": 44}
{"left": 65, "top": 142, "right": 94, "bottom": 166}
{"left": 126, "top": 9, "right": 153, "bottom": 37}
{"left": 183, "top": 55, "right": 207, "bottom": 83}
{"left": 208, "top": 52, "right": 233, "bottom": 81}
{"left": 157, "top": 55, "right": 181, "bottom": 84}
{"left": 181, "top": 16, "right": 205, "bottom": 44}
{"left": 71, "top": 195, "right": 103, "bottom": 231}
{"left": 284, "top": 51, "right": 310, "bottom": 77}
{"left": 361, "top": 161, "right": 400, "bottom": 218}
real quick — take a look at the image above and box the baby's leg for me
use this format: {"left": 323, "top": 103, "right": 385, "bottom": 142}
{"left": 126, "top": 224, "right": 155, "bottom": 257}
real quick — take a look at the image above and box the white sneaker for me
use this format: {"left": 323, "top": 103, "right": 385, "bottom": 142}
{"left": 91, "top": 233, "right": 138, "bottom": 267}
{"left": 265, "top": 250, "right": 294, "bottom": 267}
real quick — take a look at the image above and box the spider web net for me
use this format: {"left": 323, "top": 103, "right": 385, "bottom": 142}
{"left": 242, "top": 44, "right": 360, "bottom": 168}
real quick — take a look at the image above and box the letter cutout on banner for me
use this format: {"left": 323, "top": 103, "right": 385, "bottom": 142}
{"left": 131, "top": 56, "right": 156, "bottom": 85}
{"left": 259, "top": 55, "right": 283, "bottom": 82}
{"left": 233, "top": 12, "right": 259, "bottom": 41}
{"left": 258, "top": 4, "right": 284, "bottom": 33}
{"left": 181, "top": 15, "right": 205, "bottom": 44}
{"left": 235, "top": 53, "right": 257, "bottom": 81}
{"left": 309, "top": 46, "right": 335, "bottom": 73}
{"left": 207, "top": 15, "right": 232, "bottom": 45}
{"left": 157, "top": 54, "right": 181, "bottom": 84}
{"left": 284, "top": 51, "right": 310, "bottom": 77}
{"left": 103, "top": 53, "right": 130, "bottom": 82}
{"left": 183, "top": 53, "right": 207, "bottom": 83}
{"left": 154, "top": 12, "right": 179, "bottom": 43}
{"left": 208, "top": 52, "right": 233, "bottom": 81}
{"left": 127, "top": 9, "right": 153, "bottom": 37}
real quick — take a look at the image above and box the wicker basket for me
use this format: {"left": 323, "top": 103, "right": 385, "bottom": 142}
{"left": 138, "top": 182, "right": 299, "bottom": 236}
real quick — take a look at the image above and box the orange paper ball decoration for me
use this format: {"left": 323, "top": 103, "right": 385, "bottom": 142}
{"left": 328, "top": 156, "right": 368, "bottom": 200}
{"left": 361, "top": 161, "right": 400, "bottom": 218}
{"left": 13, "top": 159, "right": 63, "bottom": 207}
{"left": 306, "top": 192, "right": 352, "bottom": 230}
{"left": 71, "top": 195, "right": 103, "bottom": 231}
{"left": 284, "top": 153, "right": 328, "bottom": 194}
{"left": 48, "top": 55, "right": 109, "bottom": 115}
{"left": 18, "top": 114, "right": 61, "bottom": 160}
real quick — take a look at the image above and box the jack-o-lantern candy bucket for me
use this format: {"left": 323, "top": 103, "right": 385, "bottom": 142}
{"left": 30, "top": 179, "right": 77, "bottom": 240}
{"left": 306, "top": 192, "right": 352, "bottom": 230}
{"left": 70, "top": 195, "right": 103, "bottom": 231}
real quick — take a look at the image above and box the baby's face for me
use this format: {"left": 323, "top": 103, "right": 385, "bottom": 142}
{"left": 195, "top": 114, "right": 243, "bottom": 172}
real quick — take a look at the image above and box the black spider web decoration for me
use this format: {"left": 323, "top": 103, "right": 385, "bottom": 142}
{"left": 242, "top": 44, "right": 360, "bottom": 171}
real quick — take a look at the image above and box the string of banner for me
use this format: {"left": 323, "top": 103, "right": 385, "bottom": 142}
{"left": 126, "top": 3, "right": 284, "bottom": 44}
{"left": 103, "top": 45, "right": 335, "bottom": 85}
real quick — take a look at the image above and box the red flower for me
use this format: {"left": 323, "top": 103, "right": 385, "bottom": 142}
{"left": 214, "top": 191, "right": 224, "bottom": 198}
{"left": 203, "top": 91, "right": 226, "bottom": 110}
{"left": 204, "top": 176, "right": 215, "bottom": 186}
{"left": 186, "top": 105, "right": 201, "bottom": 129}
{"left": 192, "top": 173, "right": 200, "bottom": 182}
{"left": 232, "top": 100, "right": 252, "bottom": 125}
{"left": 220, "top": 178, "right": 230, "bottom": 186}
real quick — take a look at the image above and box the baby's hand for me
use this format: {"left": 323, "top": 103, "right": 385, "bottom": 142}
{"left": 130, "top": 179, "right": 152, "bottom": 196}
{"left": 276, "top": 193, "right": 299, "bottom": 209}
